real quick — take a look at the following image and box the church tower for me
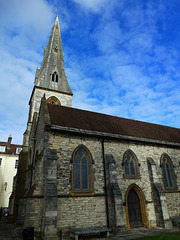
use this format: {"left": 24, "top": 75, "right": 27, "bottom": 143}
{"left": 24, "top": 16, "right": 73, "bottom": 148}
{"left": 10, "top": 16, "right": 73, "bottom": 225}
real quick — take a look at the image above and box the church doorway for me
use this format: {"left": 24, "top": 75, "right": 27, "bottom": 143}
{"left": 125, "top": 184, "right": 149, "bottom": 230}
{"left": 127, "top": 189, "right": 142, "bottom": 228}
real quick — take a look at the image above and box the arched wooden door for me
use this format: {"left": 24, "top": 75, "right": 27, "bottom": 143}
{"left": 127, "top": 189, "right": 142, "bottom": 228}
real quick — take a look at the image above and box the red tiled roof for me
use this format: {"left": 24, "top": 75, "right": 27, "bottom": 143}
{"left": 47, "top": 104, "right": 180, "bottom": 144}
{"left": 0, "top": 142, "right": 22, "bottom": 155}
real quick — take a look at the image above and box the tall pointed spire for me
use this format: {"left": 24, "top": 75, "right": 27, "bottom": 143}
{"left": 55, "top": 15, "right": 60, "bottom": 28}
{"left": 34, "top": 16, "right": 72, "bottom": 95}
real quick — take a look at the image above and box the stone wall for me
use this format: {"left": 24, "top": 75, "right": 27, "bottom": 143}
{"left": 23, "top": 103, "right": 47, "bottom": 236}
{"left": 103, "top": 140, "right": 180, "bottom": 228}
{"left": 22, "top": 121, "right": 180, "bottom": 239}
{"left": 23, "top": 198, "right": 44, "bottom": 234}
{"left": 165, "top": 150, "right": 180, "bottom": 218}
{"left": 29, "top": 88, "right": 72, "bottom": 122}
{"left": 166, "top": 192, "right": 180, "bottom": 218}
{"left": 48, "top": 133, "right": 105, "bottom": 196}
{"left": 46, "top": 132, "right": 180, "bottom": 236}
{"left": 57, "top": 197, "right": 107, "bottom": 233}
{"left": 48, "top": 133, "right": 107, "bottom": 238}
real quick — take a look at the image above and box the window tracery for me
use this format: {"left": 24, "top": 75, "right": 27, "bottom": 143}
{"left": 72, "top": 145, "right": 93, "bottom": 193}
{"left": 161, "top": 153, "right": 177, "bottom": 190}
{"left": 123, "top": 150, "right": 140, "bottom": 178}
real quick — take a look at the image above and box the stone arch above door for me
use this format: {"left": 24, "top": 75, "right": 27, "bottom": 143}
{"left": 125, "top": 184, "right": 149, "bottom": 230}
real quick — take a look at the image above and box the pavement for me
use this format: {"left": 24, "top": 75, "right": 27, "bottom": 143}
{"left": 0, "top": 217, "right": 21, "bottom": 240}
{"left": 0, "top": 219, "right": 180, "bottom": 240}
{"left": 91, "top": 227, "right": 180, "bottom": 240}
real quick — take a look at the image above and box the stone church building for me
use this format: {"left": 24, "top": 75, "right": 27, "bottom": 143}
{"left": 11, "top": 16, "right": 180, "bottom": 239}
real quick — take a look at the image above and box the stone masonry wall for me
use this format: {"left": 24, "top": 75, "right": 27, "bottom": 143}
{"left": 24, "top": 198, "right": 44, "bottom": 232}
{"left": 165, "top": 149, "right": 180, "bottom": 218}
{"left": 47, "top": 132, "right": 180, "bottom": 235}
{"left": 58, "top": 197, "right": 106, "bottom": 230}
{"left": 30, "top": 88, "right": 72, "bottom": 122}
{"left": 48, "top": 133, "right": 106, "bottom": 196}
{"left": 48, "top": 133, "right": 107, "bottom": 237}
{"left": 24, "top": 123, "right": 180, "bottom": 238}
{"left": 166, "top": 192, "right": 180, "bottom": 218}
{"left": 23, "top": 103, "right": 47, "bottom": 235}
{"left": 103, "top": 140, "right": 180, "bottom": 228}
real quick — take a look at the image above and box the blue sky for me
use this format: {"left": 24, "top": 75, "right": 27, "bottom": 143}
{"left": 0, "top": 0, "right": 180, "bottom": 144}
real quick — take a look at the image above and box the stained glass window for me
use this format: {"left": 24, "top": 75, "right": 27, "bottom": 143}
{"left": 130, "top": 161, "right": 135, "bottom": 175}
{"left": 73, "top": 145, "right": 93, "bottom": 192}
{"left": 125, "top": 160, "right": 129, "bottom": 175}
{"left": 82, "top": 158, "right": 88, "bottom": 189}
{"left": 123, "top": 150, "right": 139, "bottom": 178}
{"left": 162, "top": 164, "right": 168, "bottom": 187}
{"left": 161, "top": 153, "right": 177, "bottom": 190}
{"left": 74, "top": 157, "right": 80, "bottom": 189}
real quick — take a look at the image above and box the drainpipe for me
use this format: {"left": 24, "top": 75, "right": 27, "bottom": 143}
{"left": 101, "top": 138, "right": 110, "bottom": 228}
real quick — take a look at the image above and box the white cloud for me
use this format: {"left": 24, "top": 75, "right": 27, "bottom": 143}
{"left": 0, "top": 0, "right": 55, "bottom": 144}
{"left": 0, "top": 0, "right": 54, "bottom": 36}
{"left": 0, "top": 0, "right": 180, "bottom": 145}
{"left": 73, "top": 0, "right": 107, "bottom": 12}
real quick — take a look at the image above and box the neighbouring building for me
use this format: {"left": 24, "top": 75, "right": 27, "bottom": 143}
{"left": 11, "top": 16, "right": 180, "bottom": 240}
{"left": 0, "top": 135, "right": 22, "bottom": 208}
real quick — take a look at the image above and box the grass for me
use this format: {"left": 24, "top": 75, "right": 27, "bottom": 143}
{"left": 130, "top": 235, "right": 180, "bottom": 240}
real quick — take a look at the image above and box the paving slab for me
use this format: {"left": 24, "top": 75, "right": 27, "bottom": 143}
{"left": 0, "top": 221, "right": 14, "bottom": 240}
{"left": 90, "top": 227, "right": 180, "bottom": 240}
{"left": 0, "top": 221, "right": 180, "bottom": 240}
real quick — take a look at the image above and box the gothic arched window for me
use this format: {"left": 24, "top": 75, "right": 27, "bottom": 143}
{"left": 123, "top": 150, "right": 140, "bottom": 178}
{"left": 52, "top": 72, "right": 58, "bottom": 82}
{"left": 161, "top": 153, "right": 177, "bottom": 190}
{"left": 72, "top": 145, "right": 93, "bottom": 193}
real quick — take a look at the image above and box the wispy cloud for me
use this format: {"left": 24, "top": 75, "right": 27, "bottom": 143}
{"left": 0, "top": 0, "right": 55, "bottom": 143}
{"left": 0, "top": 0, "right": 180, "bottom": 144}
{"left": 72, "top": 0, "right": 107, "bottom": 13}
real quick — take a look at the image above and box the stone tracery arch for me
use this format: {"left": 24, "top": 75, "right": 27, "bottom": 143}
{"left": 71, "top": 145, "right": 94, "bottom": 194}
{"left": 123, "top": 149, "right": 140, "bottom": 178}
{"left": 47, "top": 96, "right": 61, "bottom": 105}
{"left": 160, "top": 153, "right": 177, "bottom": 190}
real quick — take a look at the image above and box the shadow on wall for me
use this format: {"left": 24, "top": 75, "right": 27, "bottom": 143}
{"left": 0, "top": 168, "right": 6, "bottom": 207}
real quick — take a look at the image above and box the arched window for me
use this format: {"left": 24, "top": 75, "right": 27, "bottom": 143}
{"left": 52, "top": 72, "right": 58, "bottom": 82}
{"left": 72, "top": 145, "right": 93, "bottom": 193}
{"left": 161, "top": 153, "right": 177, "bottom": 190}
{"left": 123, "top": 150, "right": 140, "bottom": 178}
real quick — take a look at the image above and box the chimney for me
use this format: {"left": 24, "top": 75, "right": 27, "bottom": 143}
{"left": 7, "top": 135, "right": 12, "bottom": 149}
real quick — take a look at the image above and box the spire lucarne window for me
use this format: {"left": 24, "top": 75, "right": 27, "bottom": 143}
{"left": 52, "top": 72, "right": 58, "bottom": 82}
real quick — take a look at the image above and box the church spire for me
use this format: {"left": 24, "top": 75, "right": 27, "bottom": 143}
{"left": 34, "top": 16, "right": 72, "bottom": 95}
{"left": 55, "top": 15, "right": 60, "bottom": 27}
